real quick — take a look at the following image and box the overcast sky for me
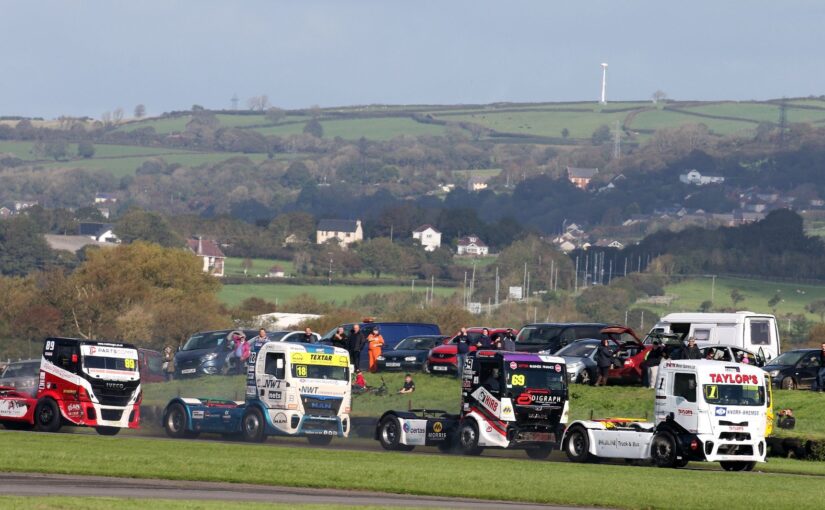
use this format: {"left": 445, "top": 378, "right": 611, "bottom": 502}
{"left": 2, "top": 0, "right": 823, "bottom": 118}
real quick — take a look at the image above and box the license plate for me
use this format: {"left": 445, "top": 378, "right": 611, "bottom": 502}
{"left": 181, "top": 368, "right": 196, "bottom": 374}
{"left": 386, "top": 362, "right": 401, "bottom": 367}
{"left": 433, "top": 365, "right": 448, "bottom": 371}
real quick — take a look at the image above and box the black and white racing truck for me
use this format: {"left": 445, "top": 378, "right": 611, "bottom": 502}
{"left": 375, "top": 350, "right": 568, "bottom": 459}
{"left": 562, "top": 359, "right": 769, "bottom": 471}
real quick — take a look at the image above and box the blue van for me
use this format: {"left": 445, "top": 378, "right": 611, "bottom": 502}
{"left": 320, "top": 322, "right": 441, "bottom": 367}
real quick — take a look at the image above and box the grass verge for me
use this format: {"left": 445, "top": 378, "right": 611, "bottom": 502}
{"left": 0, "top": 497, "right": 404, "bottom": 510}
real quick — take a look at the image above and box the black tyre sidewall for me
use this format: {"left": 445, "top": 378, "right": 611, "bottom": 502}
{"left": 164, "top": 404, "right": 188, "bottom": 438}
{"left": 564, "top": 427, "right": 590, "bottom": 462}
{"left": 35, "top": 399, "right": 61, "bottom": 433}
{"left": 242, "top": 408, "right": 266, "bottom": 443}
{"left": 378, "top": 416, "right": 402, "bottom": 450}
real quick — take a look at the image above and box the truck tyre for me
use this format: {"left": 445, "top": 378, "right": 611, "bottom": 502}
{"left": 563, "top": 426, "right": 593, "bottom": 463}
{"left": 378, "top": 416, "right": 414, "bottom": 451}
{"left": 781, "top": 377, "right": 796, "bottom": 390}
{"left": 242, "top": 408, "right": 266, "bottom": 443}
{"left": 34, "top": 399, "right": 61, "bottom": 433}
{"left": 720, "top": 461, "right": 756, "bottom": 472}
{"left": 651, "top": 432, "right": 678, "bottom": 468}
{"left": 307, "top": 435, "right": 333, "bottom": 446}
{"left": 458, "top": 421, "right": 484, "bottom": 456}
{"left": 164, "top": 403, "right": 190, "bottom": 439}
{"left": 95, "top": 426, "right": 120, "bottom": 436}
{"left": 526, "top": 446, "right": 552, "bottom": 460}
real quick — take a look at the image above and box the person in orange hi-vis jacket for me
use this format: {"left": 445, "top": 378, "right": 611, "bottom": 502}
{"left": 368, "top": 327, "right": 385, "bottom": 373}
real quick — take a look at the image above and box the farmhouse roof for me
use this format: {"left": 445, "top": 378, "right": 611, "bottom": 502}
{"left": 413, "top": 224, "right": 441, "bottom": 234}
{"left": 78, "top": 222, "right": 113, "bottom": 237}
{"left": 186, "top": 238, "right": 225, "bottom": 258}
{"left": 457, "top": 235, "right": 487, "bottom": 247}
{"left": 317, "top": 219, "right": 360, "bottom": 233}
{"left": 567, "top": 167, "right": 599, "bottom": 179}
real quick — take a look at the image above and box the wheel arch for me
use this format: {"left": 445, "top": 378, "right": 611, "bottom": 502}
{"left": 562, "top": 422, "right": 598, "bottom": 456}
{"left": 374, "top": 410, "right": 417, "bottom": 440}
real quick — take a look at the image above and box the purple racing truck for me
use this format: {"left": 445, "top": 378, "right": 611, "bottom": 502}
{"left": 375, "top": 350, "right": 569, "bottom": 459}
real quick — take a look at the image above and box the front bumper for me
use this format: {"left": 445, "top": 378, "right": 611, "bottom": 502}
{"left": 699, "top": 434, "right": 766, "bottom": 463}
{"left": 377, "top": 359, "right": 425, "bottom": 371}
{"left": 427, "top": 360, "right": 457, "bottom": 374}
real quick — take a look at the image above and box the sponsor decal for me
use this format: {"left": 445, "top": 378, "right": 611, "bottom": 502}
{"left": 597, "top": 438, "right": 642, "bottom": 448}
{"left": 709, "top": 373, "right": 759, "bottom": 385}
{"left": 290, "top": 352, "right": 349, "bottom": 367}
{"left": 272, "top": 412, "right": 287, "bottom": 425}
{"left": 486, "top": 425, "right": 493, "bottom": 433}
{"left": 509, "top": 361, "right": 517, "bottom": 370}
{"left": 677, "top": 408, "right": 694, "bottom": 416}
{"left": 262, "top": 379, "right": 283, "bottom": 389}
{"left": 715, "top": 407, "right": 727, "bottom": 417}
{"left": 402, "top": 422, "right": 425, "bottom": 434}
{"left": 246, "top": 385, "right": 256, "bottom": 396}
{"left": 516, "top": 392, "right": 562, "bottom": 405}
{"left": 222, "top": 410, "right": 231, "bottom": 421}
{"left": 81, "top": 345, "right": 138, "bottom": 359}
{"left": 477, "top": 388, "right": 499, "bottom": 412}
{"left": 268, "top": 391, "right": 282, "bottom": 400}
{"left": 502, "top": 406, "right": 512, "bottom": 414}
{"left": 555, "top": 364, "right": 562, "bottom": 373}
{"left": 0, "top": 399, "right": 28, "bottom": 418}
{"left": 192, "top": 410, "right": 205, "bottom": 420}
{"left": 300, "top": 386, "right": 319, "bottom": 394}
{"left": 39, "top": 371, "right": 45, "bottom": 390}
{"left": 433, "top": 421, "right": 443, "bottom": 433}
{"left": 528, "top": 413, "right": 548, "bottom": 420}
{"left": 308, "top": 401, "right": 332, "bottom": 410}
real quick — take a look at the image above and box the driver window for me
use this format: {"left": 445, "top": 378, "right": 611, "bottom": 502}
{"left": 673, "top": 373, "right": 697, "bottom": 403}
{"left": 479, "top": 361, "right": 502, "bottom": 395}
{"left": 265, "top": 353, "right": 286, "bottom": 379}
{"left": 800, "top": 354, "right": 820, "bottom": 368}
{"left": 56, "top": 343, "right": 77, "bottom": 370}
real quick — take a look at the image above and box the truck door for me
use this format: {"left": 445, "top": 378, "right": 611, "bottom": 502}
{"left": 745, "top": 318, "right": 777, "bottom": 360}
{"left": 259, "top": 351, "right": 287, "bottom": 407}
{"left": 671, "top": 371, "right": 700, "bottom": 433}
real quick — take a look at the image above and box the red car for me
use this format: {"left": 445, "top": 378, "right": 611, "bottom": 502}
{"left": 603, "top": 326, "right": 649, "bottom": 384}
{"left": 426, "top": 327, "right": 512, "bottom": 374}
{"left": 0, "top": 386, "right": 37, "bottom": 430}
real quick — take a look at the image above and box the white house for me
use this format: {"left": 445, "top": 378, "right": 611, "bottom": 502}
{"left": 679, "top": 169, "right": 725, "bottom": 186}
{"left": 78, "top": 222, "right": 119, "bottom": 243}
{"left": 186, "top": 237, "right": 226, "bottom": 277}
{"left": 316, "top": 219, "right": 363, "bottom": 248}
{"left": 412, "top": 224, "right": 442, "bottom": 251}
{"left": 94, "top": 192, "right": 117, "bottom": 204}
{"left": 268, "top": 265, "right": 285, "bottom": 278}
{"left": 457, "top": 235, "right": 489, "bottom": 256}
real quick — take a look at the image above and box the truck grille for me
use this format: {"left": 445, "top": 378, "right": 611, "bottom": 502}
{"left": 301, "top": 396, "right": 341, "bottom": 417}
{"left": 433, "top": 353, "right": 452, "bottom": 359}
{"left": 89, "top": 380, "right": 138, "bottom": 407}
{"left": 719, "top": 432, "right": 752, "bottom": 441}
{"left": 100, "top": 409, "right": 123, "bottom": 421}
{"left": 302, "top": 418, "right": 338, "bottom": 433}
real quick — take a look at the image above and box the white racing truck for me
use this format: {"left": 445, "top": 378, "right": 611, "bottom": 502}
{"left": 562, "top": 360, "right": 768, "bottom": 471}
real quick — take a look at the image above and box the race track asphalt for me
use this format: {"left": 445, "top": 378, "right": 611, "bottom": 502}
{"left": 0, "top": 472, "right": 597, "bottom": 509}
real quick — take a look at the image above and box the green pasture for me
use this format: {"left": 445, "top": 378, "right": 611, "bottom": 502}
{"left": 224, "top": 257, "right": 295, "bottom": 277}
{"left": 433, "top": 109, "right": 629, "bottom": 139}
{"left": 42, "top": 151, "right": 271, "bottom": 178}
{"left": 2, "top": 432, "right": 824, "bottom": 509}
{"left": 251, "top": 116, "right": 448, "bottom": 140}
{"left": 638, "top": 276, "right": 825, "bottom": 322}
{"left": 117, "top": 116, "right": 191, "bottom": 134}
{"left": 218, "top": 283, "right": 456, "bottom": 307}
{"left": 629, "top": 109, "right": 754, "bottom": 135}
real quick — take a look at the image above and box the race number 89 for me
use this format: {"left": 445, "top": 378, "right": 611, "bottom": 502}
{"left": 124, "top": 359, "right": 135, "bottom": 369}
{"left": 511, "top": 374, "right": 525, "bottom": 386}
{"left": 295, "top": 365, "right": 308, "bottom": 377}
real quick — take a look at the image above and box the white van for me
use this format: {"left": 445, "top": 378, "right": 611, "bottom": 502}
{"left": 647, "top": 312, "right": 780, "bottom": 362}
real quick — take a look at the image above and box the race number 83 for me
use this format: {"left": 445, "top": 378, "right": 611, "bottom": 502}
{"left": 295, "top": 365, "right": 308, "bottom": 377}
{"left": 511, "top": 374, "right": 525, "bottom": 386}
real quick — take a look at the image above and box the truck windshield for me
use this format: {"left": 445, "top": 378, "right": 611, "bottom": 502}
{"left": 291, "top": 363, "right": 349, "bottom": 381}
{"left": 703, "top": 384, "right": 765, "bottom": 406}
{"left": 83, "top": 355, "right": 138, "bottom": 375}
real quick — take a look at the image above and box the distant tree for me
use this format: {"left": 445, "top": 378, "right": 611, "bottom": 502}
{"left": 265, "top": 107, "right": 285, "bottom": 124}
{"left": 0, "top": 216, "right": 56, "bottom": 276}
{"left": 281, "top": 161, "right": 313, "bottom": 188}
{"left": 591, "top": 124, "right": 611, "bottom": 145}
{"left": 768, "top": 292, "right": 782, "bottom": 314}
{"left": 247, "top": 95, "right": 270, "bottom": 111}
{"left": 358, "top": 238, "right": 411, "bottom": 278}
{"left": 561, "top": 127, "right": 570, "bottom": 139}
{"left": 652, "top": 90, "right": 667, "bottom": 103}
{"left": 114, "top": 209, "right": 183, "bottom": 247}
{"left": 699, "top": 300, "right": 713, "bottom": 312}
{"left": 112, "top": 108, "right": 124, "bottom": 124}
{"left": 101, "top": 111, "right": 112, "bottom": 126}
{"left": 44, "top": 140, "right": 69, "bottom": 160}
{"left": 730, "top": 288, "right": 745, "bottom": 307}
{"left": 303, "top": 118, "right": 324, "bottom": 138}
{"left": 134, "top": 104, "right": 146, "bottom": 119}
{"left": 242, "top": 257, "right": 253, "bottom": 276}
{"left": 805, "top": 299, "right": 825, "bottom": 322}
{"left": 77, "top": 141, "right": 95, "bottom": 159}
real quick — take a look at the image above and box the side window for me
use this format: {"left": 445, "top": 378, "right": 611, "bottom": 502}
{"left": 560, "top": 328, "right": 577, "bottom": 342}
{"left": 673, "top": 373, "right": 697, "bottom": 403}
{"left": 55, "top": 342, "right": 78, "bottom": 371}
{"left": 264, "top": 353, "right": 286, "bottom": 379}
{"left": 693, "top": 329, "right": 711, "bottom": 342}
{"left": 147, "top": 354, "right": 163, "bottom": 374}
{"left": 800, "top": 354, "right": 820, "bottom": 368}
{"left": 750, "top": 320, "right": 771, "bottom": 345}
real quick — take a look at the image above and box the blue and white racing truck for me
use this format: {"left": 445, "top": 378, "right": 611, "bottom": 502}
{"left": 163, "top": 342, "right": 351, "bottom": 445}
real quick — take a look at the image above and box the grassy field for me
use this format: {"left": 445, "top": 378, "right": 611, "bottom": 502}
{"left": 2, "top": 432, "right": 824, "bottom": 509}
{"left": 223, "top": 257, "right": 295, "bottom": 277}
{"left": 0, "top": 498, "right": 384, "bottom": 510}
{"left": 218, "top": 283, "right": 456, "bottom": 307}
{"left": 637, "top": 276, "right": 825, "bottom": 321}
{"left": 251, "top": 116, "right": 448, "bottom": 140}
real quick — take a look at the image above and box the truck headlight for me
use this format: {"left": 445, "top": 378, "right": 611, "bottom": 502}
{"left": 202, "top": 353, "right": 219, "bottom": 361}
{"left": 405, "top": 356, "right": 417, "bottom": 362}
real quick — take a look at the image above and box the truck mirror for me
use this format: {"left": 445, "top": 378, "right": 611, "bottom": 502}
{"left": 71, "top": 354, "right": 78, "bottom": 363}
{"left": 276, "top": 359, "right": 284, "bottom": 369}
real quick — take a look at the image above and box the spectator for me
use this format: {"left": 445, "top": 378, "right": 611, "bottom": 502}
{"left": 230, "top": 331, "right": 247, "bottom": 374}
{"left": 501, "top": 328, "right": 517, "bottom": 351}
{"left": 398, "top": 373, "right": 416, "bottom": 394}
{"left": 817, "top": 342, "right": 825, "bottom": 392}
{"left": 353, "top": 369, "right": 367, "bottom": 394}
{"left": 645, "top": 341, "right": 664, "bottom": 389}
{"left": 348, "top": 324, "right": 366, "bottom": 371}
{"left": 367, "top": 327, "right": 385, "bottom": 373}
{"left": 455, "top": 327, "right": 471, "bottom": 375}
{"left": 253, "top": 328, "right": 270, "bottom": 349}
{"left": 683, "top": 337, "right": 701, "bottom": 360}
{"left": 162, "top": 345, "right": 175, "bottom": 381}
{"left": 330, "top": 327, "right": 348, "bottom": 350}
{"left": 477, "top": 328, "right": 492, "bottom": 349}
{"left": 594, "top": 338, "right": 614, "bottom": 386}
{"left": 302, "top": 327, "right": 315, "bottom": 343}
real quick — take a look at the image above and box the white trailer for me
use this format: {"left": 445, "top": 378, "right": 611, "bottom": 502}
{"left": 648, "top": 312, "right": 780, "bottom": 361}
{"left": 562, "top": 360, "right": 768, "bottom": 471}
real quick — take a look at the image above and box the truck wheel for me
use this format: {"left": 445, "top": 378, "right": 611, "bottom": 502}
{"left": 563, "top": 426, "right": 593, "bottom": 463}
{"left": 95, "top": 426, "right": 120, "bottom": 436}
{"left": 378, "top": 416, "right": 413, "bottom": 451}
{"left": 307, "top": 435, "right": 333, "bottom": 446}
{"left": 781, "top": 377, "right": 796, "bottom": 390}
{"left": 458, "top": 421, "right": 483, "bottom": 456}
{"left": 242, "top": 408, "right": 266, "bottom": 443}
{"left": 651, "top": 432, "right": 678, "bottom": 468}
{"left": 526, "top": 446, "right": 552, "bottom": 460}
{"left": 721, "top": 461, "right": 755, "bottom": 472}
{"left": 34, "top": 399, "right": 61, "bottom": 433}
{"left": 164, "top": 403, "right": 190, "bottom": 439}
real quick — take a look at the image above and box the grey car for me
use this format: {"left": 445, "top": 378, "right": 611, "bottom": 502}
{"left": 552, "top": 339, "right": 602, "bottom": 385}
{"left": 0, "top": 359, "right": 40, "bottom": 397}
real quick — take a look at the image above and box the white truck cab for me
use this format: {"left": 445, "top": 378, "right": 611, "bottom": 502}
{"left": 648, "top": 312, "right": 780, "bottom": 362}
{"left": 563, "top": 360, "right": 768, "bottom": 471}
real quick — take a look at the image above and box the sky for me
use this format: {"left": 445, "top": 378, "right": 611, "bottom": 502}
{"left": 2, "top": 0, "right": 823, "bottom": 118}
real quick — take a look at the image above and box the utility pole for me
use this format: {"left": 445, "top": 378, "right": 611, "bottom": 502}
{"left": 495, "top": 266, "right": 500, "bottom": 306}
{"left": 624, "top": 257, "right": 628, "bottom": 277}
{"left": 612, "top": 119, "right": 621, "bottom": 160}
{"left": 778, "top": 97, "right": 788, "bottom": 149}
{"left": 389, "top": 225, "right": 393, "bottom": 242}
{"left": 523, "top": 262, "right": 528, "bottom": 300}
{"left": 550, "top": 259, "right": 555, "bottom": 291}
{"left": 328, "top": 258, "right": 333, "bottom": 285}
{"left": 230, "top": 93, "right": 239, "bottom": 110}
{"left": 574, "top": 256, "right": 579, "bottom": 293}
{"left": 711, "top": 275, "right": 716, "bottom": 304}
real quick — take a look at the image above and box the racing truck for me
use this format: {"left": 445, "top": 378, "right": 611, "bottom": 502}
{"left": 0, "top": 337, "right": 142, "bottom": 435}
{"left": 562, "top": 359, "right": 768, "bottom": 471}
{"left": 375, "top": 350, "right": 569, "bottom": 459}
{"left": 163, "top": 342, "right": 351, "bottom": 445}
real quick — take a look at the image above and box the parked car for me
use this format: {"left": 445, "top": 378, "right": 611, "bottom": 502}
{"left": 762, "top": 349, "right": 821, "bottom": 390}
{"left": 266, "top": 330, "right": 322, "bottom": 343}
{"left": 426, "top": 327, "right": 511, "bottom": 374}
{"left": 0, "top": 359, "right": 40, "bottom": 397}
{"left": 320, "top": 321, "right": 441, "bottom": 367}
{"left": 554, "top": 339, "right": 601, "bottom": 385}
{"left": 376, "top": 335, "right": 449, "bottom": 372}
{"left": 138, "top": 348, "right": 165, "bottom": 383}
{"left": 174, "top": 329, "right": 258, "bottom": 378}
{"left": 514, "top": 323, "right": 610, "bottom": 353}
{"left": 552, "top": 326, "right": 645, "bottom": 385}
{"left": 696, "top": 342, "right": 764, "bottom": 367}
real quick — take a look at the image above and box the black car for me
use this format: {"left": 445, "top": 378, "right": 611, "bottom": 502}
{"left": 376, "top": 335, "right": 448, "bottom": 372}
{"left": 175, "top": 329, "right": 258, "bottom": 377}
{"left": 515, "top": 323, "right": 610, "bottom": 354}
{"left": 763, "top": 349, "right": 822, "bottom": 390}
